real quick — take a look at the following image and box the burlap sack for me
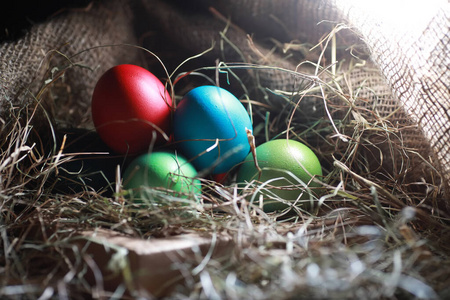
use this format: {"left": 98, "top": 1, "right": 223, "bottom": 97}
{"left": 1, "top": 0, "right": 448, "bottom": 203}
{"left": 0, "top": 0, "right": 142, "bottom": 127}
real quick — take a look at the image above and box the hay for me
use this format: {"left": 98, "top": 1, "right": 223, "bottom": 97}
{"left": 1, "top": 1, "right": 450, "bottom": 299}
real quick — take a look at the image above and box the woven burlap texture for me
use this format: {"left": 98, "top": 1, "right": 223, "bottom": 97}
{"left": 331, "top": 0, "right": 450, "bottom": 197}
{"left": 0, "top": 0, "right": 448, "bottom": 199}
{"left": 0, "top": 0, "right": 142, "bottom": 126}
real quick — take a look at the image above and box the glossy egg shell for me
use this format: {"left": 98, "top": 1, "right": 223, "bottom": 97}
{"left": 173, "top": 86, "right": 252, "bottom": 174}
{"left": 123, "top": 151, "right": 201, "bottom": 202}
{"left": 91, "top": 64, "right": 172, "bottom": 155}
{"left": 236, "top": 139, "right": 322, "bottom": 212}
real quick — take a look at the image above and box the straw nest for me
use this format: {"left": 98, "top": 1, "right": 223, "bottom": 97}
{"left": 1, "top": 23, "right": 450, "bottom": 300}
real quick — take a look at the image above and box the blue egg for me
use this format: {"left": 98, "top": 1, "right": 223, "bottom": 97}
{"left": 173, "top": 86, "right": 252, "bottom": 174}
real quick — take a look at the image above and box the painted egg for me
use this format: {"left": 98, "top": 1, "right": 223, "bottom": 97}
{"left": 236, "top": 139, "right": 322, "bottom": 212}
{"left": 123, "top": 151, "right": 201, "bottom": 203}
{"left": 173, "top": 86, "right": 252, "bottom": 174}
{"left": 91, "top": 64, "right": 172, "bottom": 155}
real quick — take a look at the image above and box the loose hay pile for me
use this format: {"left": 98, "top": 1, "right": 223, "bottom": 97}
{"left": 1, "top": 0, "right": 450, "bottom": 299}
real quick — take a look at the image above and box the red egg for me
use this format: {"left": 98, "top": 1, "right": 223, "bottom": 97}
{"left": 91, "top": 64, "right": 172, "bottom": 154}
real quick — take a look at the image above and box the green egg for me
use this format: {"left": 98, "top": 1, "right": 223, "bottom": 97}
{"left": 236, "top": 139, "right": 322, "bottom": 212}
{"left": 123, "top": 151, "right": 201, "bottom": 205}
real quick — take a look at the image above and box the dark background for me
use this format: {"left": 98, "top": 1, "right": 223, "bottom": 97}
{"left": 0, "top": 0, "right": 91, "bottom": 42}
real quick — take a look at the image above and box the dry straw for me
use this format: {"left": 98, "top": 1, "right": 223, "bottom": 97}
{"left": 1, "top": 1, "right": 450, "bottom": 299}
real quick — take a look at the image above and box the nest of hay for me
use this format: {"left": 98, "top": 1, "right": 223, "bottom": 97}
{"left": 1, "top": 2, "right": 450, "bottom": 300}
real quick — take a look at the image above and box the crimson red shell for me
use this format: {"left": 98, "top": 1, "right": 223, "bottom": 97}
{"left": 91, "top": 64, "right": 172, "bottom": 154}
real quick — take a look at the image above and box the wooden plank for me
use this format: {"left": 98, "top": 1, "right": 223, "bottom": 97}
{"left": 77, "top": 229, "right": 234, "bottom": 298}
